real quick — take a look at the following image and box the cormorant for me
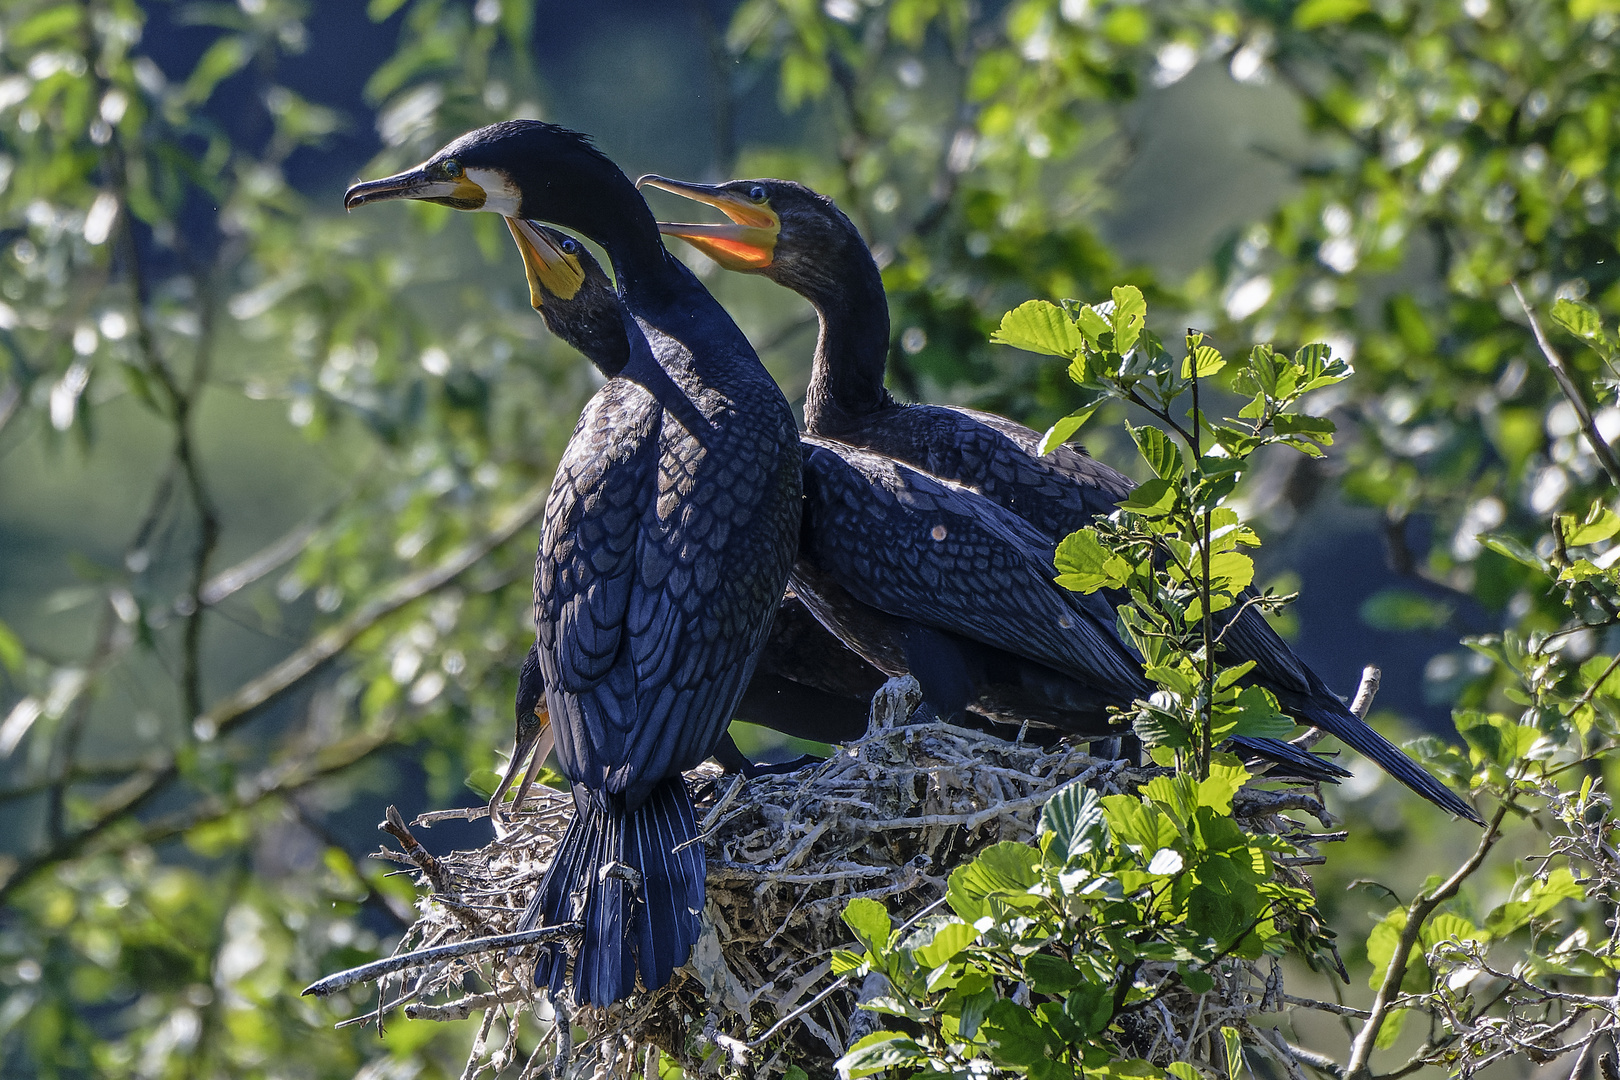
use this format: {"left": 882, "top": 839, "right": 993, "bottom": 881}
{"left": 481, "top": 221, "right": 880, "bottom": 820}
{"left": 494, "top": 218, "right": 1348, "bottom": 784}
{"left": 645, "top": 175, "right": 1481, "bottom": 824}
{"left": 345, "top": 122, "right": 805, "bottom": 1005}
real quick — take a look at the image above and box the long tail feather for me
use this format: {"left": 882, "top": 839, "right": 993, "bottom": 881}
{"left": 520, "top": 778, "right": 705, "bottom": 1005}
{"left": 1284, "top": 686, "right": 1483, "bottom": 824}
{"left": 1228, "top": 735, "right": 1351, "bottom": 782}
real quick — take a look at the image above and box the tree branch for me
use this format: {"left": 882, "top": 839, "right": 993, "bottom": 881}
{"left": 1344, "top": 799, "right": 1511, "bottom": 1079}
{"left": 1513, "top": 281, "right": 1620, "bottom": 489}
{"left": 0, "top": 480, "right": 549, "bottom": 906}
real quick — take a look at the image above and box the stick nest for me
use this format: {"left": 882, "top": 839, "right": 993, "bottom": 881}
{"left": 328, "top": 677, "right": 1338, "bottom": 1079}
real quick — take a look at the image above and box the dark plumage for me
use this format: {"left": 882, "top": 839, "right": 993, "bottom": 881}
{"left": 500, "top": 219, "right": 880, "bottom": 765}
{"left": 650, "top": 175, "right": 1480, "bottom": 824}
{"left": 507, "top": 217, "right": 1345, "bottom": 785}
{"left": 346, "top": 122, "right": 805, "bottom": 1004}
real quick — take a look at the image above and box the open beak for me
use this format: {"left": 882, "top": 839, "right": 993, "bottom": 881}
{"left": 344, "top": 164, "right": 488, "bottom": 212}
{"left": 504, "top": 219, "right": 586, "bottom": 308}
{"left": 487, "top": 705, "right": 554, "bottom": 826}
{"left": 637, "top": 174, "right": 779, "bottom": 272}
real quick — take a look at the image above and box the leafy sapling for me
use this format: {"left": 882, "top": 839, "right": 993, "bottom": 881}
{"left": 992, "top": 286, "right": 1350, "bottom": 778}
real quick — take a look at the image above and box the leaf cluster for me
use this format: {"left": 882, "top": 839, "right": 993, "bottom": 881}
{"left": 995, "top": 286, "right": 1347, "bottom": 773}
{"left": 834, "top": 776, "right": 1330, "bottom": 1080}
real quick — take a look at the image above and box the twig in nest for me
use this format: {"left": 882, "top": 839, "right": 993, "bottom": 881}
{"left": 302, "top": 925, "right": 579, "bottom": 997}
{"left": 1294, "top": 665, "right": 1380, "bottom": 750}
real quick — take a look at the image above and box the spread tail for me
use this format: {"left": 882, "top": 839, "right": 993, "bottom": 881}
{"left": 521, "top": 777, "right": 705, "bottom": 1005}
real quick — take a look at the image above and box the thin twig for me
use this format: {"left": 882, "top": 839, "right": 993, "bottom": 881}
{"left": 301, "top": 925, "right": 579, "bottom": 997}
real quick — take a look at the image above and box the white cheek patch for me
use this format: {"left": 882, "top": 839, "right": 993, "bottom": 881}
{"left": 466, "top": 167, "right": 521, "bottom": 215}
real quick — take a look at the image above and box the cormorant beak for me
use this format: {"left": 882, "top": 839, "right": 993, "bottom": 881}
{"left": 487, "top": 705, "right": 554, "bottom": 826}
{"left": 504, "top": 219, "right": 586, "bottom": 309}
{"left": 344, "top": 163, "right": 489, "bottom": 212}
{"left": 637, "top": 174, "right": 779, "bottom": 271}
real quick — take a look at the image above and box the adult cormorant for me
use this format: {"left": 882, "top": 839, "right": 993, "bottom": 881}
{"left": 481, "top": 221, "right": 882, "bottom": 821}
{"left": 646, "top": 176, "right": 1480, "bottom": 824}
{"left": 345, "top": 123, "right": 805, "bottom": 1004}
{"left": 496, "top": 218, "right": 1348, "bottom": 783}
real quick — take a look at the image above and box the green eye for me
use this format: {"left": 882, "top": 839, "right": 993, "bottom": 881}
{"left": 443, "top": 159, "right": 463, "bottom": 179}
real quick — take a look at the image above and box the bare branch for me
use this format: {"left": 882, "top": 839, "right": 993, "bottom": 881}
{"left": 301, "top": 925, "right": 579, "bottom": 998}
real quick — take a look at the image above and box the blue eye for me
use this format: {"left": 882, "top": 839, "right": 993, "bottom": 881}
{"left": 748, "top": 184, "right": 767, "bottom": 202}
{"left": 560, "top": 238, "right": 578, "bottom": 254}
{"left": 443, "top": 159, "right": 463, "bottom": 178}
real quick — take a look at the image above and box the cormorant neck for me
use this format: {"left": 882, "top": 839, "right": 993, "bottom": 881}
{"left": 557, "top": 173, "right": 682, "bottom": 305}
{"left": 802, "top": 246, "right": 895, "bottom": 434}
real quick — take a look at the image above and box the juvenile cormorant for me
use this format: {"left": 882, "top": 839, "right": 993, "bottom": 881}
{"left": 497, "top": 219, "right": 1348, "bottom": 784}
{"left": 646, "top": 175, "right": 1480, "bottom": 824}
{"left": 346, "top": 123, "right": 805, "bottom": 1004}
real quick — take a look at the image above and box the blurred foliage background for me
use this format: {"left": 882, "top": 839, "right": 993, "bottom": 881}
{"left": 0, "top": 0, "right": 1615, "bottom": 1075}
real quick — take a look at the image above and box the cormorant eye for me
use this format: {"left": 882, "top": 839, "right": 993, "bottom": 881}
{"left": 442, "top": 159, "right": 463, "bottom": 179}
{"left": 748, "top": 184, "right": 768, "bottom": 203}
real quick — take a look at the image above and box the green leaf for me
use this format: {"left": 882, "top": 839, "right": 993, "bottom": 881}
{"left": 1130, "top": 424, "right": 1186, "bottom": 480}
{"left": 1026, "top": 953, "right": 1085, "bottom": 994}
{"left": 1039, "top": 784, "right": 1108, "bottom": 861}
{"left": 1482, "top": 534, "right": 1551, "bottom": 575}
{"left": 1293, "top": 0, "right": 1371, "bottom": 28}
{"left": 1038, "top": 400, "right": 1104, "bottom": 455}
{"left": 1054, "top": 529, "right": 1132, "bottom": 593}
{"left": 1272, "top": 413, "right": 1337, "bottom": 445}
{"left": 1551, "top": 298, "right": 1604, "bottom": 343}
{"left": 907, "top": 917, "right": 975, "bottom": 969}
{"left": 1167, "top": 1064, "right": 1199, "bottom": 1080}
{"left": 1065, "top": 980, "right": 1113, "bottom": 1037}
{"left": 1359, "top": 589, "right": 1453, "bottom": 631}
{"left": 830, "top": 949, "right": 867, "bottom": 975}
{"left": 1110, "top": 285, "right": 1147, "bottom": 355}
{"left": 835, "top": 1031, "right": 927, "bottom": 1078}
{"left": 993, "top": 300, "right": 1084, "bottom": 358}
{"left": 981, "top": 1000, "right": 1058, "bottom": 1067}
{"left": 13, "top": 5, "right": 82, "bottom": 47}
{"left": 1219, "top": 686, "right": 1297, "bottom": 741}
{"left": 1455, "top": 710, "right": 1538, "bottom": 768}
{"left": 843, "top": 897, "right": 892, "bottom": 956}
{"left": 1119, "top": 477, "right": 1177, "bottom": 517}
{"left": 1580, "top": 655, "right": 1620, "bottom": 699}
{"left": 1222, "top": 1026, "right": 1243, "bottom": 1080}
{"left": 1197, "top": 760, "right": 1251, "bottom": 813}
{"left": 1182, "top": 345, "right": 1226, "bottom": 379}
{"left": 1074, "top": 303, "right": 1111, "bottom": 344}
{"left": 1366, "top": 907, "right": 1416, "bottom": 991}
{"left": 1180, "top": 965, "right": 1215, "bottom": 994}
{"left": 1564, "top": 504, "right": 1620, "bottom": 546}
{"left": 1101, "top": 795, "right": 1179, "bottom": 854}
{"left": 1484, "top": 867, "right": 1587, "bottom": 937}
{"left": 947, "top": 842, "right": 1042, "bottom": 920}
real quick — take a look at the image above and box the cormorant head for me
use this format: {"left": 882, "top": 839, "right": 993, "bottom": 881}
{"left": 638, "top": 176, "right": 869, "bottom": 294}
{"left": 505, "top": 220, "right": 631, "bottom": 376}
{"left": 344, "top": 121, "right": 634, "bottom": 243}
{"left": 488, "top": 642, "right": 553, "bottom": 826}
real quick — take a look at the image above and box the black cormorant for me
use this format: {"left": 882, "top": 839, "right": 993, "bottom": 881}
{"left": 646, "top": 175, "right": 1480, "bottom": 824}
{"left": 481, "top": 221, "right": 881, "bottom": 819}
{"left": 346, "top": 122, "right": 805, "bottom": 1004}
{"left": 496, "top": 218, "right": 1348, "bottom": 784}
